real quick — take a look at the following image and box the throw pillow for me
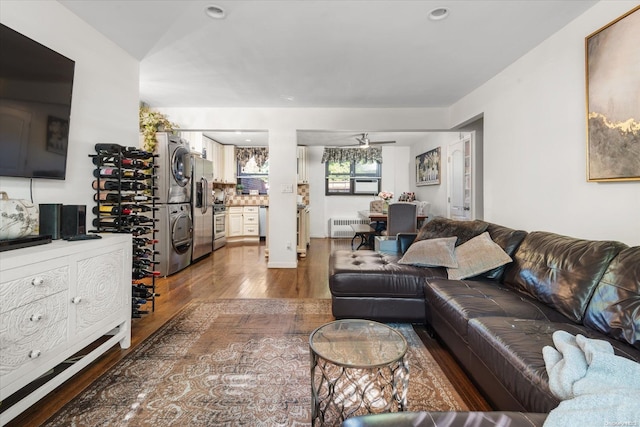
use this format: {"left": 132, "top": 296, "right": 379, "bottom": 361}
{"left": 398, "top": 236, "right": 458, "bottom": 268}
{"left": 415, "top": 217, "right": 488, "bottom": 246}
{"left": 447, "top": 232, "right": 513, "bottom": 280}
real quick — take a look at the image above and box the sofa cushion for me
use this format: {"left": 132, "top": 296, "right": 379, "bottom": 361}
{"left": 424, "top": 279, "right": 571, "bottom": 342}
{"left": 503, "top": 231, "right": 627, "bottom": 323}
{"left": 447, "top": 232, "right": 512, "bottom": 280}
{"left": 329, "top": 250, "right": 447, "bottom": 299}
{"left": 467, "top": 317, "right": 640, "bottom": 413}
{"left": 481, "top": 222, "right": 527, "bottom": 280}
{"left": 342, "top": 411, "right": 548, "bottom": 427}
{"left": 584, "top": 246, "right": 640, "bottom": 349}
{"left": 415, "top": 217, "right": 488, "bottom": 246}
{"left": 398, "top": 236, "right": 458, "bottom": 268}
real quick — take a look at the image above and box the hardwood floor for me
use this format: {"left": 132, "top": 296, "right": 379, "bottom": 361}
{"left": 7, "top": 238, "right": 489, "bottom": 427}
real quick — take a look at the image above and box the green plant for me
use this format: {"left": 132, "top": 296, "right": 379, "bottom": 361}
{"left": 139, "top": 103, "right": 178, "bottom": 152}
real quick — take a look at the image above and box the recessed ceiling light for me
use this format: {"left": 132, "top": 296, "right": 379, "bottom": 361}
{"left": 245, "top": 139, "right": 252, "bottom": 142}
{"left": 205, "top": 4, "right": 226, "bottom": 19}
{"left": 280, "top": 95, "right": 295, "bottom": 102}
{"left": 428, "top": 7, "right": 449, "bottom": 21}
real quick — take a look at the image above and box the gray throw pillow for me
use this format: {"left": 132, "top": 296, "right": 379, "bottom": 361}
{"left": 415, "top": 217, "right": 488, "bottom": 246}
{"left": 398, "top": 236, "right": 458, "bottom": 268}
{"left": 447, "top": 232, "right": 512, "bottom": 280}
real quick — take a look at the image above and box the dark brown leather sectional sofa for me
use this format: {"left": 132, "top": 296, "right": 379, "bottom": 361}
{"left": 329, "top": 219, "right": 640, "bottom": 419}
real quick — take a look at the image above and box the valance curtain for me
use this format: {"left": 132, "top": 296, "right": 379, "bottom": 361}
{"left": 236, "top": 147, "right": 269, "bottom": 168}
{"left": 320, "top": 147, "right": 383, "bottom": 164}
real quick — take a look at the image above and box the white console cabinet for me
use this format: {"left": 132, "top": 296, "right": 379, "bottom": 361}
{"left": 0, "top": 234, "right": 132, "bottom": 425}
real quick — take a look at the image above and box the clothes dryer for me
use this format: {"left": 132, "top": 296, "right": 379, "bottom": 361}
{"left": 155, "top": 133, "right": 192, "bottom": 204}
{"left": 156, "top": 203, "right": 192, "bottom": 276}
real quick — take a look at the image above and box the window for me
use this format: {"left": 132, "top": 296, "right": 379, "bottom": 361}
{"left": 325, "top": 159, "right": 381, "bottom": 195}
{"left": 237, "top": 156, "right": 269, "bottom": 194}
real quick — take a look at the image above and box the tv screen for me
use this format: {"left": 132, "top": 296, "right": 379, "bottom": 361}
{"left": 0, "top": 23, "right": 75, "bottom": 180}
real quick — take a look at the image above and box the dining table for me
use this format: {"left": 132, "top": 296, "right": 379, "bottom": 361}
{"left": 357, "top": 210, "right": 428, "bottom": 233}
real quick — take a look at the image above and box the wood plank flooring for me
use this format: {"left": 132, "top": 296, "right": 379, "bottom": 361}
{"left": 7, "top": 239, "right": 489, "bottom": 427}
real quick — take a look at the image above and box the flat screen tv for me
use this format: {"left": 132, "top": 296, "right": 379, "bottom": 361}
{"left": 0, "top": 23, "right": 75, "bottom": 180}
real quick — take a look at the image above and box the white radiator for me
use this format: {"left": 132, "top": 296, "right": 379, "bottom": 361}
{"left": 329, "top": 217, "right": 369, "bottom": 238}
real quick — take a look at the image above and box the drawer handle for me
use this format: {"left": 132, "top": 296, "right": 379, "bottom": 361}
{"left": 29, "top": 350, "right": 41, "bottom": 359}
{"left": 71, "top": 296, "right": 83, "bottom": 304}
{"left": 30, "top": 313, "right": 43, "bottom": 322}
{"left": 31, "top": 277, "right": 45, "bottom": 286}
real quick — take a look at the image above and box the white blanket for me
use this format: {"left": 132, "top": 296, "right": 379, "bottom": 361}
{"left": 543, "top": 330, "right": 640, "bottom": 427}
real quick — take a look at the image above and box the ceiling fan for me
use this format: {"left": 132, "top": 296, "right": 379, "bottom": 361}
{"left": 352, "top": 133, "right": 396, "bottom": 147}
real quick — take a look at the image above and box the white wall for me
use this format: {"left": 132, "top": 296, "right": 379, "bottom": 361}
{"left": 449, "top": 0, "right": 640, "bottom": 245}
{"left": 0, "top": 1, "right": 140, "bottom": 211}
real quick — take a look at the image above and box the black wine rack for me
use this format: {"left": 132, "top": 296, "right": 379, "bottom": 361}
{"left": 89, "top": 143, "right": 159, "bottom": 318}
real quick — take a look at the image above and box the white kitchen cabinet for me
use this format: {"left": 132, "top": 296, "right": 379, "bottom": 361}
{"left": 212, "top": 141, "right": 224, "bottom": 182}
{"left": 297, "top": 146, "right": 308, "bottom": 184}
{"left": 227, "top": 207, "right": 243, "bottom": 237}
{"left": 223, "top": 145, "right": 237, "bottom": 184}
{"left": 243, "top": 206, "right": 259, "bottom": 236}
{"left": 0, "top": 234, "right": 132, "bottom": 424}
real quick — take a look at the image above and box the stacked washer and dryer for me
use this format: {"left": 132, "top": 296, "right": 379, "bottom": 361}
{"left": 155, "top": 133, "right": 193, "bottom": 276}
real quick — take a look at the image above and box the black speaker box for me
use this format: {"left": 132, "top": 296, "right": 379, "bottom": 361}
{"left": 39, "top": 203, "right": 63, "bottom": 240}
{"left": 61, "top": 205, "right": 86, "bottom": 238}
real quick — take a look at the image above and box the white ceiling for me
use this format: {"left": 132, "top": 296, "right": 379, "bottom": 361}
{"left": 58, "top": 0, "right": 597, "bottom": 145}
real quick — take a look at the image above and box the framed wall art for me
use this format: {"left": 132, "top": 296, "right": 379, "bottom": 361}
{"left": 586, "top": 6, "right": 640, "bottom": 182}
{"left": 416, "top": 147, "right": 441, "bottom": 186}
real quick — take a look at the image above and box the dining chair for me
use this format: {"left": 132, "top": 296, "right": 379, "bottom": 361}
{"left": 383, "top": 202, "right": 417, "bottom": 237}
{"left": 369, "top": 200, "right": 386, "bottom": 233}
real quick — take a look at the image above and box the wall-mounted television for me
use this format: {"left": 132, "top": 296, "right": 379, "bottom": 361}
{"left": 0, "top": 23, "right": 75, "bottom": 180}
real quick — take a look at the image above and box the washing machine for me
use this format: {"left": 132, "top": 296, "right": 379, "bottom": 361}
{"left": 156, "top": 203, "right": 192, "bottom": 276}
{"left": 155, "top": 133, "right": 192, "bottom": 204}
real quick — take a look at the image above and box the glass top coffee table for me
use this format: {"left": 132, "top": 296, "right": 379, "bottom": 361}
{"left": 309, "top": 319, "right": 409, "bottom": 426}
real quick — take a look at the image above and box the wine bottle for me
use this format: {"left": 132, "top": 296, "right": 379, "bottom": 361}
{"left": 93, "top": 156, "right": 153, "bottom": 169}
{"left": 93, "top": 167, "right": 121, "bottom": 178}
{"left": 94, "top": 143, "right": 123, "bottom": 154}
{"left": 93, "top": 217, "right": 134, "bottom": 228}
{"left": 93, "top": 180, "right": 153, "bottom": 191}
{"left": 125, "top": 205, "right": 158, "bottom": 213}
{"left": 133, "top": 247, "right": 159, "bottom": 257}
{"left": 93, "top": 193, "right": 121, "bottom": 203}
{"left": 131, "top": 216, "right": 157, "bottom": 225}
{"left": 92, "top": 205, "right": 132, "bottom": 215}
{"left": 133, "top": 237, "right": 159, "bottom": 246}
{"left": 132, "top": 268, "right": 161, "bottom": 280}
{"left": 120, "top": 170, "right": 153, "bottom": 180}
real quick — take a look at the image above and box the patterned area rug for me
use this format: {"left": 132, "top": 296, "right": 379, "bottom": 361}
{"left": 44, "top": 299, "right": 467, "bottom": 426}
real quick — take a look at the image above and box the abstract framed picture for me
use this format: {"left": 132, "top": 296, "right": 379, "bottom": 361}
{"left": 416, "top": 147, "right": 441, "bottom": 186}
{"left": 585, "top": 6, "right": 640, "bottom": 182}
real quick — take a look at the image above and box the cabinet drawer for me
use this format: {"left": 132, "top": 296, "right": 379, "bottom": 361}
{"left": 243, "top": 213, "right": 259, "bottom": 224}
{"left": 0, "top": 291, "right": 68, "bottom": 376}
{"left": 0, "top": 265, "right": 69, "bottom": 314}
{"left": 228, "top": 206, "right": 243, "bottom": 214}
{"left": 243, "top": 225, "right": 259, "bottom": 235}
{"left": 243, "top": 206, "right": 259, "bottom": 214}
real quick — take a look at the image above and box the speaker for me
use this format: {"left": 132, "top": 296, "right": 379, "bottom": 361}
{"left": 61, "top": 205, "right": 86, "bottom": 238}
{"left": 39, "top": 203, "right": 63, "bottom": 240}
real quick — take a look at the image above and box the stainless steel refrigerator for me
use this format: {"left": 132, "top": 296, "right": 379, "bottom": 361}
{"left": 191, "top": 156, "right": 214, "bottom": 261}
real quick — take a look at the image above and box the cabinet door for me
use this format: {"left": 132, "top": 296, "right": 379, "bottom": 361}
{"left": 74, "top": 246, "right": 129, "bottom": 333}
{"left": 223, "top": 145, "right": 236, "bottom": 184}
{"left": 297, "top": 146, "right": 308, "bottom": 184}
{"left": 228, "top": 214, "right": 243, "bottom": 237}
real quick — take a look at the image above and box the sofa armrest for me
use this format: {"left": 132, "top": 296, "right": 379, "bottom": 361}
{"left": 397, "top": 233, "right": 417, "bottom": 254}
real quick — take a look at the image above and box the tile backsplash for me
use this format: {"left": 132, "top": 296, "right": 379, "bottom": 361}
{"left": 225, "top": 184, "right": 309, "bottom": 206}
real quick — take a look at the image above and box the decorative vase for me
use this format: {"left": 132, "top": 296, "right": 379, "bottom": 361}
{"left": 0, "top": 191, "right": 39, "bottom": 240}
{"left": 382, "top": 200, "right": 389, "bottom": 214}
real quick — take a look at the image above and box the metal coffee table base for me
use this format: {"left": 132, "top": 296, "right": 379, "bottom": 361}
{"left": 311, "top": 355, "right": 409, "bottom": 426}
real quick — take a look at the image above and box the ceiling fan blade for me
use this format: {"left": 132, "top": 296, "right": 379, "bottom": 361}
{"left": 369, "top": 140, "right": 396, "bottom": 145}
